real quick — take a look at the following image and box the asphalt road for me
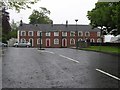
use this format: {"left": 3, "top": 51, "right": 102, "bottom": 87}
{"left": 2, "top": 47, "right": 120, "bottom": 88}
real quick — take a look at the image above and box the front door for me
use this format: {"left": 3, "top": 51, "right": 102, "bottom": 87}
{"left": 62, "top": 38, "right": 67, "bottom": 47}
{"left": 29, "top": 38, "right": 33, "bottom": 47}
{"left": 46, "top": 39, "right": 50, "bottom": 47}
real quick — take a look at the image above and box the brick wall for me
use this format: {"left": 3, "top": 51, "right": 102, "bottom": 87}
{"left": 19, "top": 31, "right": 102, "bottom": 48}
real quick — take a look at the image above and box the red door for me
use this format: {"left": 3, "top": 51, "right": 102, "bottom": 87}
{"left": 63, "top": 39, "right": 65, "bottom": 47}
{"left": 46, "top": 39, "right": 50, "bottom": 47}
{"left": 62, "top": 39, "right": 67, "bottom": 47}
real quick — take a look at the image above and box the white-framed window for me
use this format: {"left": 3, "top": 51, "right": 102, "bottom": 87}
{"left": 46, "top": 32, "right": 50, "bottom": 36}
{"left": 21, "top": 31, "right": 26, "bottom": 36}
{"left": 70, "top": 31, "right": 75, "bottom": 36}
{"left": 90, "top": 38, "right": 95, "bottom": 42}
{"left": 78, "top": 31, "right": 83, "bottom": 36}
{"left": 78, "top": 38, "right": 82, "bottom": 41}
{"left": 20, "top": 38, "right": 26, "bottom": 43}
{"left": 70, "top": 38, "right": 75, "bottom": 45}
{"left": 37, "top": 31, "right": 42, "bottom": 36}
{"left": 54, "top": 32, "right": 59, "bottom": 36}
{"left": 37, "top": 38, "right": 42, "bottom": 44}
{"left": 97, "top": 38, "right": 101, "bottom": 43}
{"left": 85, "top": 32, "right": 90, "bottom": 37}
{"left": 54, "top": 38, "right": 59, "bottom": 44}
{"left": 97, "top": 32, "right": 101, "bottom": 37}
{"left": 28, "top": 31, "right": 33, "bottom": 36}
{"left": 62, "top": 31, "right": 67, "bottom": 36}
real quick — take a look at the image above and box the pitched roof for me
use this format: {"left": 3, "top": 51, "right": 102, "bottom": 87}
{"left": 18, "top": 24, "right": 100, "bottom": 32}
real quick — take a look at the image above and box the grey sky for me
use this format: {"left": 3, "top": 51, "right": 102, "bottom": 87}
{"left": 8, "top": 0, "right": 98, "bottom": 24}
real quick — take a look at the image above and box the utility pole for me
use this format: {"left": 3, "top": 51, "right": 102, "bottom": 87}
{"left": 75, "top": 19, "right": 78, "bottom": 49}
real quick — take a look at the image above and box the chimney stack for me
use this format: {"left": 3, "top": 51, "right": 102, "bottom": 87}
{"left": 66, "top": 20, "right": 68, "bottom": 27}
{"left": 20, "top": 20, "right": 23, "bottom": 26}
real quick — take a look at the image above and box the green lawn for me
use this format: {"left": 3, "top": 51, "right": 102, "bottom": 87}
{"left": 80, "top": 46, "right": 120, "bottom": 54}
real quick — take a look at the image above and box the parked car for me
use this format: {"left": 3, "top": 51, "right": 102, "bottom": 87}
{"left": 3, "top": 43, "right": 8, "bottom": 47}
{"left": 13, "top": 42, "right": 31, "bottom": 47}
{"left": 0, "top": 42, "right": 8, "bottom": 47}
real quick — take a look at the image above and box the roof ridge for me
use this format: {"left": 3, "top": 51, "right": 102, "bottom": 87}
{"left": 22, "top": 24, "right": 90, "bottom": 26}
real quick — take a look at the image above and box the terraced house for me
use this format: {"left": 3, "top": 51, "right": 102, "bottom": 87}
{"left": 18, "top": 24, "right": 102, "bottom": 48}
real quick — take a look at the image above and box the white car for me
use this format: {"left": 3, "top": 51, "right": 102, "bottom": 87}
{"left": 0, "top": 42, "right": 8, "bottom": 47}
{"left": 13, "top": 42, "right": 18, "bottom": 47}
{"left": 13, "top": 42, "right": 31, "bottom": 47}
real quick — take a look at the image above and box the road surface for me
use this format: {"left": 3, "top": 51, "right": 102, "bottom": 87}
{"left": 2, "top": 47, "right": 120, "bottom": 88}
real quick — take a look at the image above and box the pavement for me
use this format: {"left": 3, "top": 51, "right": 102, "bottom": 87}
{"left": 2, "top": 47, "right": 120, "bottom": 88}
{"left": 0, "top": 47, "right": 8, "bottom": 89}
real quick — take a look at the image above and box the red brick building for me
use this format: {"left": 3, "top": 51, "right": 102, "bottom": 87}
{"left": 18, "top": 24, "right": 102, "bottom": 48}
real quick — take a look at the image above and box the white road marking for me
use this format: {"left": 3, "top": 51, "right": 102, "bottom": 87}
{"left": 38, "top": 50, "right": 79, "bottom": 63}
{"left": 59, "top": 54, "right": 80, "bottom": 63}
{"left": 96, "top": 68, "right": 120, "bottom": 81}
{"left": 38, "top": 50, "right": 55, "bottom": 54}
{"left": 45, "top": 51, "right": 55, "bottom": 54}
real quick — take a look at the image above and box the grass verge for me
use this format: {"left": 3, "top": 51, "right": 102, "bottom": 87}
{"left": 79, "top": 46, "right": 120, "bottom": 54}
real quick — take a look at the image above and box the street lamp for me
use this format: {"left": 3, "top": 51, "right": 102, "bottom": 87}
{"left": 39, "top": 31, "right": 42, "bottom": 49}
{"left": 38, "top": 31, "right": 45, "bottom": 50}
{"left": 75, "top": 19, "right": 78, "bottom": 49}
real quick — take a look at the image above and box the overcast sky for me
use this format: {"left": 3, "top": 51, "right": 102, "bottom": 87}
{"left": 8, "top": 0, "right": 98, "bottom": 25}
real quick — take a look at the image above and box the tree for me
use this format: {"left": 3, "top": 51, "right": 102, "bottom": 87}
{"left": 87, "top": 2, "right": 120, "bottom": 36}
{"left": 2, "top": 8, "right": 11, "bottom": 43}
{"left": 10, "top": 20, "right": 19, "bottom": 31}
{"left": 2, "top": 8, "right": 11, "bottom": 34}
{"left": 8, "top": 20, "right": 18, "bottom": 39}
{"left": 29, "top": 7, "right": 53, "bottom": 24}
{"left": 2, "top": 0, "right": 40, "bottom": 12}
{"left": 1, "top": 0, "right": 40, "bottom": 43}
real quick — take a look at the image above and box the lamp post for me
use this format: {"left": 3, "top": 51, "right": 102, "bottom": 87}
{"left": 39, "top": 32, "right": 42, "bottom": 49}
{"left": 59, "top": 30, "right": 62, "bottom": 48}
{"left": 75, "top": 19, "right": 78, "bottom": 49}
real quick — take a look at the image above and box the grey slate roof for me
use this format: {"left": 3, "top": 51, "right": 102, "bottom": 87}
{"left": 19, "top": 24, "right": 100, "bottom": 32}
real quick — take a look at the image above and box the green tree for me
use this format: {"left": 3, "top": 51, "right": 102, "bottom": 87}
{"left": 2, "top": 8, "right": 11, "bottom": 43}
{"left": 87, "top": 2, "right": 120, "bottom": 36}
{"left": 10, "top": 20, "right": 18, "bottom": 31}
{"left": 2, "top": 0, "right": 40, "bottom": 12}
{"left": 29, "top": 7, "right": 53, "bottom": 24}
{"left": 1, "top": 0, "right": 40, "bottom": 43}
{"left": 8, "top": 20, "right": 18, "bottom": 39}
